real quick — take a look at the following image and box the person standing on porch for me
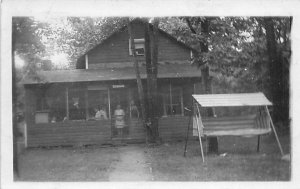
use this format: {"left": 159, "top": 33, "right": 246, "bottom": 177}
{"left": 114, "top": 104, "right": 125, "bottom": 137}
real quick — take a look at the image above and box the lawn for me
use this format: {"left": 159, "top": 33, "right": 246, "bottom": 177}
{"left": 146, "top": 134, "right": 291, "bottom": 181}
{"left": 15, "top": 134, "right": 291, "bottom": 181}
{"left": 16, "top": 145, "right": 121, "bottom": 181}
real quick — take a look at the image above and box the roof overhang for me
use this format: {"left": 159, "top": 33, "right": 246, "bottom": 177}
{"left": 23, "top": 64, "right": 202, "bottom": 85}
{"left": 192, "top": 92, "right": 272, "bottom": 107}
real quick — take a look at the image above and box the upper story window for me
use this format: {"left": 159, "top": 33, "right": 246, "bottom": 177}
{"left": 129, "top": 38, "right": 145, "bottom": 56}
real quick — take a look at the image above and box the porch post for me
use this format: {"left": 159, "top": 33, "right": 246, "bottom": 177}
{"left": 128, "top": 89, "right": 132, "bottom": 119}
{"left": 108, "top": 87, "right": 111, "bottom": 119}
{"left": 181, "top": 88, "right": 184, "bottom": 116}
{"left": 24, "top": 122, "right": 28, "bottom": 148}
{"left": 85, "top": 90, "right": 89, "bottom": 120}
{"left": 66, "top": 86, "right": 69, "bottom": 120}
{"left": 85, "top": 54, "right": 89, "bottom": 69}
{"left": 169, "top": 83, "right": 172, "bottom": 115}
{"left": 196, "top": 103, "right": 205, "bottom": 163}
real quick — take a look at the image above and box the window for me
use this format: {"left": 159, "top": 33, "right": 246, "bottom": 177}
{"left": 163, "top": 84, "right": 184, "bottom": 116}
{"left": 35, "top": 85, "right": 67, "bottom": 123}
{"left": 87, "top": 88, "right": 109, "bottom": 120}
{"left": 68, "top": 88, "right": 86, "bottom": 120}
{"left": 129, "top": 38, "right": 145, "bottom": 56}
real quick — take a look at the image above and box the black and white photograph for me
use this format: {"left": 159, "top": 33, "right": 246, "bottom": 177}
{"left": 1, "top": 0, "right": 299, "bottom": 188}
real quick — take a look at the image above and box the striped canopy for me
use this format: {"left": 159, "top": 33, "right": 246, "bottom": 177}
{"left": 192, "top": 92, "right": 272, "bottom": 107}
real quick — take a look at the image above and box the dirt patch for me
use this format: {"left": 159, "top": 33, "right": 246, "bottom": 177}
{"left": 108, "top": 145, "right": 153, "bottom": 181}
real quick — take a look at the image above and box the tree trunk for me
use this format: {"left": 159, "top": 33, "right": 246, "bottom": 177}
{"left": 200, "top": 19, "right": 218, "bottom": 154}
{"left": 144, "top": 20, "right": 153, "bottom": 141}
{"left": 263, "top": 18, "right": 284, "bottom": 124}
{"left": 186, "top": 17, "right": 218, "bottom": 153}
{"left": 145, "top": 19, "right": 160, "bottom": 143}
{"left": 12, "top": 21, "right": 19, "bottom": 178}
{"left": 127, "top": 20, "right": 148, "bottom": 142}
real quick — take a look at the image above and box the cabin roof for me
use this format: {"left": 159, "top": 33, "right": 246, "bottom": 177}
{"left": 192, "top": 92, "right": 272, "bottom": 107}
{"left": 23, "top": 64, "right": 203, "bottom": 85}
{"left": 77, "top": 19, "right": 198, "bottom": 67}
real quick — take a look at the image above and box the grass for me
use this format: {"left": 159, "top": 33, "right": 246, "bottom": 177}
{"left": 146, "top": 134, "right": 291, "bottom": 181}
{"left": 17, "top": 145, "right": 120, "bottom": 181}
{"left": 15, "top": 134, "right": 291, "bottom": 181}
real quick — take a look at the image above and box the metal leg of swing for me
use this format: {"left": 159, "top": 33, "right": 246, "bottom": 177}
{"left": 198, "top": 133, "right": 205, "bottom": 163}
{"left": 257, "top": 135, "right": 261, "bottom": 152}
{"left": 184, "top": 114, "right": 192, "bottom": 157}
{"left": 196, "top": 122, "right": 205, "bottom": 163}
{"left": 265, "top": 106, "right": 284, "bottom": 156}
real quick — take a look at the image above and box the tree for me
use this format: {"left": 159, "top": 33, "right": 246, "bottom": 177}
{"left": 159, "top": 16, "right": 291, "bottom": 151}
{"left": 48, "top": 17, "right": 128, "bottom": 67}
{"left": 160, "top": 17, "right": 290, "bottom": 125}
{"left": 144, "top": 18, "right": 160, "bottom": 143}
{"left": 263, "top": 17, "right": 291, "bottom": 127}
{"left": 12, "top": 17, "right": 46, "bottom": 178}
{"left": 185, "top": 17, "right": 218, "bottom": 153}
{"left": 127, "top": 19, "right": 148, "bottom": 142}
{"left": 128, "top": 18, "right": 160, "bottom": 144}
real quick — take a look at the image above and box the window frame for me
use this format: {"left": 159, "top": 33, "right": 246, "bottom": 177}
{"left": 162, "top": 83, "right": 184, "bottom": 117}
{"left": 86, "top": 86, "right": 110, "bottom": 120}
{"left": 35, "top": 85, "right": 67, "bottom": 124}
{"left": 67, "top": 87, "right": 87, "bottom": 121}
{"left": 129, "top": 38, "right": 145, "bottom": 56}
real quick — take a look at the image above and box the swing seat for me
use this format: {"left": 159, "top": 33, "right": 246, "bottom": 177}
{"left": 201, "top": 114, "right": 271, "bottom": 137}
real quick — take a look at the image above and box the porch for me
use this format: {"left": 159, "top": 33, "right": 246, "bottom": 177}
{"left": 24, "top": 81, "right": 199, "bottom": 147}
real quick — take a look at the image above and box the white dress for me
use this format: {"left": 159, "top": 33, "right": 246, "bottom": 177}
{"left": 114, "top": 109, "right": 125, "bottom": 128}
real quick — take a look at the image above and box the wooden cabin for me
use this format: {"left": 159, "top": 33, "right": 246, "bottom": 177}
{"left": 23, "top": 19, "right": 206, "bottom": 147}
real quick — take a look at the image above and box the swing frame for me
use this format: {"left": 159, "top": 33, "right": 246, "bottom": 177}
{"left": 184, "top": 92, "right": 284, "bottom": 163}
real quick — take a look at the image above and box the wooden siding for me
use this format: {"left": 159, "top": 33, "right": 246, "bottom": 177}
{"left": 87, "top": 22, "right": 191, "bottom": 66}
{"left": 27, "top": 116, "right": 192, "bottom": 147}
{"left": 25, "top": 87, "right": 36, "bottom": 127}
{"left": 27, "top": 120, "right": 111, "bottom": 147}
{"left": 127, "top": 119, "right": 146, "bottom": 142}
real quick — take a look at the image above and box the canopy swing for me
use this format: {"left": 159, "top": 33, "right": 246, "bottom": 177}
{"left": 183, "top": 92, "right": 284, "bottom": 163}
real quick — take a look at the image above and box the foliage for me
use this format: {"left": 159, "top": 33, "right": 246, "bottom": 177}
{"left": 12, "top": 16, "right": 49, "bottom": 177}
{"left": 12, "top": 17, "right": 48, "bottom": 112}
{"left": 13, "top": 17, "right": 47, "bottom": 74}
{"left": 48, "top": 17, "right": 128, "bottom": 67}
{"left": 160, "top": 17, "right": 291, "bottom": 122}
{"left": 262, "top": 17, "right": 291, "bottom": 124}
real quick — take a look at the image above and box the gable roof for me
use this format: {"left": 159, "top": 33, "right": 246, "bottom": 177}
{"left": 77, "top": 18, "right": 198, "bottom": 68}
